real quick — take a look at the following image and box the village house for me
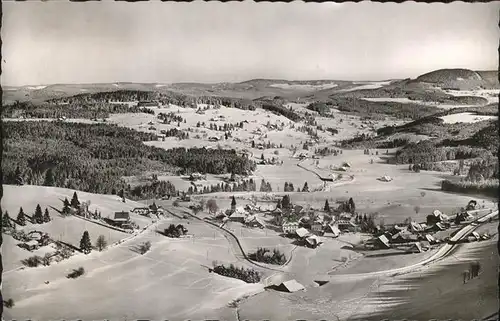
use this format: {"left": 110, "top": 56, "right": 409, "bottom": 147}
{"left": 108, "top": 211, "right": 132, "bottom": 228}
{"left": 229, "top": 207, "right": 248, "bottom": 223}
{"left": 310, "top": 222, "right": 324, "bottom": 235}
{"left": 282, "top": 221, "right": 300, "bottom": 235}
{"left": 376, "top": 235, "right": 391, "bottom": 249}
{"left": 324, "top": 224, "right": 341, "bottom": 238}
{"left": 336, "top": 220, "right": 359, "bottom": 233}
{"left": 131, "top": 207, "right": 150, "bottom": 216}
{"left": 189, "top": 172, "right": 206, "bottom": 181}
{"left": 391, "top": 230, "right": 419, "bottom": 244}
{"left": 407, "top": 242, "right": 424, "bottom": 253}
{"left": 305, "top": 235, "right": 322, "bottom": 248}
{"left": 22, "top": 240, "right": 40, "bottom": 251}
{"left": 208, "top": 136, "right": 219, "bottom": 142}
{"left": 245, "top": 215, "right": 266, "bottom": 229}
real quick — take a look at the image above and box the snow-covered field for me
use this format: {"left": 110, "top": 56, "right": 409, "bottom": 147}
{"left": 439, "top": 112, "right": 498, "bottom": 124}
{"left": 269, "top": 83, "right": 338, "bottom": 90}
{"left": 445, "top": 89, "right": 499, "bottom": 104}
{"left": 336, "top": 81, "right": 392, "bottom": 93}
{"left": 25, "top": 85, "right": 48, "bottom": 90}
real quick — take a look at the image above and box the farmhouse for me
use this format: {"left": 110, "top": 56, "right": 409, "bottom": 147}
{"left": 229, "top": 209, "right": 248, "bottom": 223}
{"left": 23, "top": 240, "right": 40, "bottom": 251}
{"left": 245, "top": 215, "right": 266, "bottom": 229}
{"left": 208, "top": 136, "right": 220, "bottom": 142}
{"left": 109, "top": 211, "right": 131, "bottom": 228}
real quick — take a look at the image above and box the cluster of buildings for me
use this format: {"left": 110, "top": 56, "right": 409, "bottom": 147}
{"left": 18, "top": 231, "right": 52, "bottom": 251}
{"left": 105, "top": 203, "right": 164, "bottom": 229}
{"left": 368, "top": 201, "right": 489, "bottom": 253}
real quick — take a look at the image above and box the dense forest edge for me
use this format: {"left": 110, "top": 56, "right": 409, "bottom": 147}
{"left": 2, "top": 121, "right": 255, "bottom": 199}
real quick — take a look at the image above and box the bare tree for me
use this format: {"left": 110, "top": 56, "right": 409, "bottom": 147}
{"left": 206, "top": 199, "right": 219, "bottom": 214}
{"left": 96, "top": 235, "right": 108, "bottom": 251}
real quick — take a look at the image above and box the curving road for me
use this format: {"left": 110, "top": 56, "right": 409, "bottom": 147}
{"left": 165, "top": 207, "right": 290, "bottom": 279}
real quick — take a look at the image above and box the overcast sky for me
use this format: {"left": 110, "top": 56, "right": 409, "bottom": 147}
{"left": 2, "top": 1, "right": 498, "bottom": 86}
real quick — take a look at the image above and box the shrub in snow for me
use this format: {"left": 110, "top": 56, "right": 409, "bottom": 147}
{"left": 139, "top": 241, "right": 151, "bottom": 254}
{"left": 4, "top": 298, "right": 15, "bottom": 308}
{"left": 67, "top": 267, "right": 85, "bottom": 279}
{"left": 22, "top": 255, "right": 42, "bottom": 267}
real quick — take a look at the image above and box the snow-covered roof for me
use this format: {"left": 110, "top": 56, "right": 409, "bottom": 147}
{"left": 26, "top": 240, "right": 39, "bottom": 247}
{"left": 295, "top": 227, "right": 310, "bottom": 238}
{"left": 279, "top": 280, "right": 305, "bottom": 292}
{"left": 378, "top": 235, "right": 390, "bottom": 248}
{"left": 326, "top": 224, "right": 341, "bottom": 237}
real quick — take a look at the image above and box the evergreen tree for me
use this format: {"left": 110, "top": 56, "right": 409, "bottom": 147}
{"left": 276, "top": 198, "right": 282, "bottom": 209}
{"left": 363, "top": 214, "right": 367, "bottom": 222}
{"left": 302, "top": 182, "right": 309, "bottom": 192}
{"left": 260, "top": 179, "right": 267, "bottom": 192}
{"left": 63, "top": 197, "right": 70, "bottom": 208}
{"left": 16, "top": 207, "right": 26, "bottom": 226}
{"left": 43, "top": 208, "right": 51, "bottom": 223}
{"left": 33, "top": 204, "right": 44, "bottom": 224}
{"left": 284, "top": 182, "right": 289, "bottom": 192}
{"left": 324, "top": 200, "right": 330, "bottom": 212}
{"left": 261, "top": 153, "right": 265, "bottom": 161}
{"left": 95, "top": 235, "right": 107, "bottom": 252}
{"left": 80, "top": 231, "right": 92, "bottom": 254}
{"left": 282, "top": 195, "right": 291, "bottom": 210}
{"left": 15, "top": 166, "right": 23, "bottom": 185}
{"left": 348, "top": 197, "right": 356, "bottom": 214}
{"left": 2, "top": 211, "right": 12, "bottom": 231}
{"left": 231, "top": 196, "right": 237, "bottom": 207}
{"left": 71, "top": 192, "right": 80, "bottom": 208}
{"left": 44, "top": 168, "right": 55, "bottom": 186}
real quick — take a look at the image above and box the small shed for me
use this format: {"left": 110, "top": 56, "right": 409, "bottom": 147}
{"left": 275, "top": 280, "right": 305, "bottom": 293}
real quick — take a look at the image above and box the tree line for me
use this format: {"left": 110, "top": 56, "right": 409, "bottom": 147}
{"left": 3, "top": 100, "right": 154, "bottom": 119}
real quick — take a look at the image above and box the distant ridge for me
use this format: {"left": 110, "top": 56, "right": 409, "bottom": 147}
{"left": 414, "top": 68, "right": 498, "bottom": 90}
